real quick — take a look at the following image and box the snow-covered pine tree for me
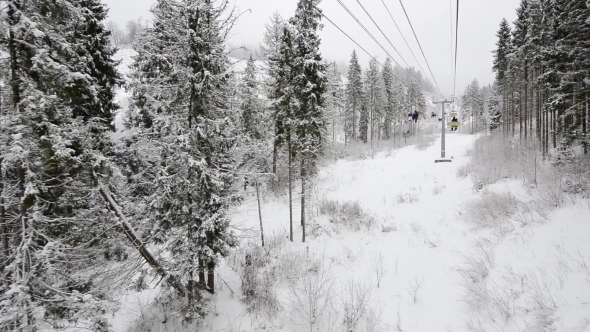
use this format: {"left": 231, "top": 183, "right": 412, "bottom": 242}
{"left": 289, "top": 0, "right": 327, "bottom": 242}
{"left": 0, "top": 0, "right": 123, "bottom": 329}
{"left": 463, "top": 79, "right": 485, "bottom": 133}
{"left": 382, "top": 57, "right": 396, "bottom": 140}
{"left": 365, "top": 57, "right": 382, "bottom": 145}
{"left": 553, "top": 0, "right": 590, "bottom": 149}
{"left": 492, "top": 19, "right": 511, "bottom": 135}
{"left": 345, "top": 50, "right": 363, "bottom": 143}
{"left": 127, "top": 0, "right": 239, "bottom": 319}
{"left": 236, "top": 56, "right": 274, "bottom": 247}
{"left": 359, "top": 88, "right": 369, "bottom": 143}
{"left": 393, "top": 78, "right": 406, "bottom": 143}
{"left": 240, "top": 56, "right": 262, "bottom": 139}
{"left": 261, "top": 12, "right": 285, "bottom": 175}
{"left": 72, "top": 0, "right": 122, "bottom": 129}
{"left": 512, "top": 0, "right": 530, "bottom": 140}
{"left": 326, "top": 61, "right": 344, "bottom": 143}
{"left": 271, "top": 24, "right": 298, "bottom": 242}
{"left": 488, "top": 83, "right": 502, "bottom": 131}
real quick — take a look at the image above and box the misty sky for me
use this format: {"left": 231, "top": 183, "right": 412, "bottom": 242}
{"left": 103, "top": 0, "right": 520, "bottom": 97}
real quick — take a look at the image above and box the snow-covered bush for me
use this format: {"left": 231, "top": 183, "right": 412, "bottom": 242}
{"left": 464, "top": 191, "right": 519, "bottom": 230}
{"left": 229, "top": 234, "right": 289, "bottom": 321}
{"left": 340, "top": 278, "right": 372, "bottom": 331}
{"left": 288, "top": 257, "right": 336, "bottom": 332}
{"left": 316, "top": 198, "right": 378, "bottom": 230}
{"left": 396, "top": 192, "right": 419, "bottom": 204}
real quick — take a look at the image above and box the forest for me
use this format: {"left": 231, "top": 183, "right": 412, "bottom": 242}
{"left": 1, "top": 0, "right": 589, "bottom": 331}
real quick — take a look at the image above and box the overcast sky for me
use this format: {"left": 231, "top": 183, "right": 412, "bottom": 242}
{"left": 103, "top": 0, "right": 520, "bottom": 97}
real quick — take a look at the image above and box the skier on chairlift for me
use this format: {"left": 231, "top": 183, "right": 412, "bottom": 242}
{"left": 450, "top": 116, "right": 459, "bottom": 131}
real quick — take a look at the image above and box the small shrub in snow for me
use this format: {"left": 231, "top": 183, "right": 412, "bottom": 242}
{"left": 317, "top": 198, "right": 377, "bottom": 230}
{"left": 457, "top": 165, "right": 470, "bottom": 179}
{"left": 432, "top": 184, "right": 446, "bottom": 195}
{"left": 340, "top": 278, "right": 372, "bottom": 331}
{"left": 406, "top": 276, "right": 424, "bottom": 304}
{"left": 381, "top": 223, "right": 397, "bottom": 233}
{"left": 422, "top": 230, "right": 441, "bottom": 248}
{"left": 363, "top": 306, "right": 383, "bottom": 332}
{"left": 371, "top": 252, "right": 387, "bottom": 288}
{"left": 537, "top": 166, "right": 566, "bottom": 207}
{"left": 514, "top": 199, "right": 549, "bottom": 227}
{"left": 465, "top": 191, "right": 519, "bottom": 230}
{"left": 396, "top": 192, "right": 419, "bottom": 204}
{"left": 288, "top": 258, "right": 335, "bottom": 332}
{"left": 238, "top": 247, "right": 282, "bottom": 319}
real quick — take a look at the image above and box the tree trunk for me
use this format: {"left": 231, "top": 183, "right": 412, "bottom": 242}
{"left": 352, "top": 102, "right": 357, "bottom": 140}
{"left": 288, "top": 138, "right": 293, "bottom": 242}
{"left": 98, "top": 182, "right": 186, "bottom": 296}
{"left": 198, "top": 258, "right": 206, "bottom": 287}
{"left": 272, "top": 144, "right": 277, "bottom": 180}
{"left": 552, "top": 108, "right": 557, "bottom": 149}
{"left": 524, "top": 60, "right": 529, "bottom": 140}
{"left": 0, "top": 157, "right": 7, "bottom": 278}
{"left": 255, "top": 178, "right": 264, "bottom": 247}
{"left": 300, "top": 158, "right": 306, "bottom": 243}
{"left": 585, "top": 93, "right": 588, "bottom": 155}
{"left": 207, "top": 262, "right": 215, "bottom": 294}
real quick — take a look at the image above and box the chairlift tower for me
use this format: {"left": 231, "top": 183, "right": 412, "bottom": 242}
{"left": 434, "top": 99, "right": 454, "bottom": 163}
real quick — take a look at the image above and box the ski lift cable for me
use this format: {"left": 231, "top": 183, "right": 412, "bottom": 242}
{"left": 380, "top": 0, "right": 429, "bottom": 81}
{"left": 397, "top": 0, "right": 444, "bottom": 98}
{"left": 334, "top": 0, "right": 421, "bottom": 88}
{"left": 450, "top": 0, "right": 454, "bottom": 92}
{"left": 452, "top": 0, "right": 460, "bottom": 98}
{"left": 335, "top": 0, "right": 402, "bottom": 69}
{"left": 317, "top": 9, "right": 410, "bottom": 88}
{"left": 354, "top": 0, "right": 410, "bottom": 68}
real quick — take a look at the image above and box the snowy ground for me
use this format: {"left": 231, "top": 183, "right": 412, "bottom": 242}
{"left": 109, "top": 49, "right": 590, "bottom": 332}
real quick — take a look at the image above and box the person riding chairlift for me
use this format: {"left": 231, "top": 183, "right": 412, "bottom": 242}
{"left": 450, "top": 116, "right": 458, "bottom": 131}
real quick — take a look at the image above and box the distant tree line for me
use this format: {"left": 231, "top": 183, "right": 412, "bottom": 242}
{"left": 106, "top": 18, "right": 146, "bottom": 46}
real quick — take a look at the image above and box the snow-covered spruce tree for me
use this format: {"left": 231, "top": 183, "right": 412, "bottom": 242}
{"left": 325, "top": 61, "right": 344, "bottom": 143}
{"left": 511, "top": 0, "right": 530, "bottom": 140}
{"left": 240, "top": 56, "right": 262, "bottom": 140}
{"left": 289, "top": 0, "right": 327, "bottom": 242}
{"left": 261, "top": 11, "right": 285, "bottom": 176}
{"left": 463, "top": 79, "right": 485, "bottom": 133}
{"left": 488, "top": 83, "right": 502, "bottom": 131}
{"left": 407, "top": 80, "right": 426, "bottom": 119}
{"left": 359, "top": 88, "right": 369, "bottom": 143}
{"left": 393, "top": 78, "right": 406, "bottom": 142}
{"left": 365, "top": 57, "right": 382, "bottom": 145}
{"left": 236, "top": 56, "right": 273, "bottom": 248}
{"left": 492, "top": 18, "right": 511, "bottom": 99}
{"left": 345, "top": 50, "right": 363, "bottom": 143}
{"left": 127, "top": 0, "right": 239, "bottom": 319}
{"left": 382, "top": 57, "right": 396, "bottom": 140}
{"left": 271, "top": 24, "right": 298, "bottom": 242}
{"left": 552, "top": 0, "right": 590, "bottom": 149}
{"left": 72, "top": 0, "right": 122, "bottom": 129}
{"left": 0, "top": 0, "right": 123, "bottom": 330}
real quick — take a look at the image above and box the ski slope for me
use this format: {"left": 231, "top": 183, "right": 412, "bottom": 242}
{"left": 110, "top": 126, "right": 590, "bottom": 331}
{"left": 213, "top": 131, "right": 481, "bottom": 332}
